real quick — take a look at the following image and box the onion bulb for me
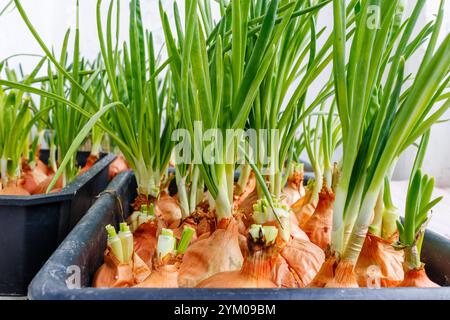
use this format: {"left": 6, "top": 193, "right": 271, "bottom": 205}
{"left": 291, "top": 191, "right": 316, "bottom": 229}
{"left": 93, "top": 249, "right": 150, "bottom": 287}
{"left": 31, "top": 174, "right": 63, "bottom": 195}
{"left": 133, "top": 221, "right": 158, "bottom": 269}
{"left": 197, "top": 246, "right": 277, "bottom": 288}
{"left": 80, "top": 154, "right": 98, "bottom": 174}
{"left": 324, "top": 259, "right": 359, "bottom": 288}
{"left": 108, "top": 155, "right": 129, "bottom": 180}
{"left": 308, "top": 256, "right": 337, "bottom": 288}
{"left": 302, "top": 187, "right": 335, "bottom": 250}
{"left": 355, "top": 233, "right": 404, "bottom": 287}
{"left": 0, "top": 181, "right": 30, "bottom": 196}
{"left": 399, "top": 267, "right": 439, "bottom": 287}
{"left": 274, "top": 238, "right": 325, "bottom": 287}
{"left": 178, "top": 218, "right": 243, "bottom": 287}
{"left": 135, "top": 263, "right": 180, "bottom": 288}
{"left": 154, "top": 192, "right": 182, "bottom": 229}
{"left": 282, "top": 164, "right": 305, "bottom": 207}
{"left": 197, "top": 225, "right": 278, "bottom": 288}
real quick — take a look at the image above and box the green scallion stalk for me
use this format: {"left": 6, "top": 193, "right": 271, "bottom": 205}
{"left": 118, "top": 222, "right": 133, "bottom": 264}
{"left": 177, "top": 226, "right": 195, "bottom": 254}
{"left": 106, "top": 224, "right": 123, "bottom": 263}
{"left": 381, "top": 178, "right": 400, "bottom": 240}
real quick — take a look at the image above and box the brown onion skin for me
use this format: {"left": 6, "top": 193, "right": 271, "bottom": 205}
{"left": 93, "top": 250, "right": 134, "bottom": 288}
{"left": 31, "top": 174, "right": 63, "bottom": 195}
{"left": 291, "top": 192, "right": 316, "bottom": 229}
{"left": 308, "top": 256, "right": 337, "bottom": 288}
{"left": 80, "top": 154, "right": 98, "bottom": 174}
{"left": 272, "top": 255, "right": 299, "bottom": 288}
{"left": 282, "top": 171, "right": 304, "bottom": 207}
{"left": 399, "top": 267, "right": 439, "bottom": 288}
{"left": 154, "top": 192, "right": 182, "bottom": 229}
{"left": 108, "top": 156, "right": 129, "bottom": 180}
{"left": 302, "top": 187, "right": 335, "bottom": 250}
{"left": 324, "top": 259, "right": 359, "bottom": 288}
{"left": 178, "top": 218, "right": 243, "bottom": 288}
{"left": 134, "top": 264, "right": 179, "bottom": 288}
{"left": 355, "top": 233, "right": 404, "bottom": 287}
{"left": 309, "top": 257, "right": 359, "bottom": 288}
{"left": 197, "top": 239, "right": 277, "bottom": 288}
{"left": 133, "top": 221, "right": 158, "bottom": 269}
{"left": 0, "top": 182, "right": 31, "bottom": 196}
{"left": 277, "top": 238, "right": 325, "bottom": 287}
{"left": 36, "top": 159, "right": 50, "bottom": 176}
{"left": 234, "top": 173, "right": 256, "bottom": 201}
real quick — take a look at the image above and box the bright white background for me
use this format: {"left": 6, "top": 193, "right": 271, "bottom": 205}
{"left": 1, "top": 0, "right": 449, "bottom": 187}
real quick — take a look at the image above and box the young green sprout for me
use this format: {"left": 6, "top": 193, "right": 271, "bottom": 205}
{"left": 396, "top": 170, "right": 442, "bottom": 272}
{"left": 249, "top": 224, "right": 278, "bottom": 246}
{"left": 118, "top": 222, "right": 133, "bottom": 264}
{"left": 105, "top": 224, "right": 124, "bottom": 263}
{"left": 253, "top": 198, "right": 289, "bottom": 242}
{"left": 381, "top": 178, "right": 400, "bottom": 240}
{"left": 177, "top": 226, "right": 196, "bottom": 255}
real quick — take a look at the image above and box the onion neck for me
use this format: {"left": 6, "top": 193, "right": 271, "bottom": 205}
{"left": 404, "top": 245, "right": 421, "bottom": 271}
{"left": 343, "top": 189, "right": 381, "bottom": 264}
{"left": 215, "top": 164, "right": 232, "bottom": 221}
{"left": 236, "top": 163, "right": 251, "bottom": 196}
{"left": 241, "top": 247, "right": 273, "bottom": 281}
{"left": 175, "top": 170, "right": 190, "bottom": 219}
{"left": 1, "top": 157, "right": 8, "bottom": 187}
{"left": 369, "top": 187, "right": 384, "bottom": 237}
{"left": 135, "top": 158, "right": 160, "bottom": 198}
{"left": 189, "top": 166, "right": 201, "bottom": 214}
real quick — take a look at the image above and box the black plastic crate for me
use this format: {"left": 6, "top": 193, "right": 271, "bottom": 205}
{"left": 28, "top": 170, "right": 450, "bottom": 300}
{"left": 0, "top": 151, "right": 115, "bottom": 295}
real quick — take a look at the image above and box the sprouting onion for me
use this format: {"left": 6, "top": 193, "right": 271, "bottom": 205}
{"left": 327, "top": 0, "right": 450, "bottom": 281}
{"left": 0, "top": 58, "right": 47, "bottom": 192}
{"left": 160, "top": 0, "right": 302, "bottom": 222}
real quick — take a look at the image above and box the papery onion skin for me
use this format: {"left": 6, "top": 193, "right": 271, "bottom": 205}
{"left": 93, "top": 249, "right": 134, "bottom": 288}
{"left": 308, "top": 256, "right": 337, "bottom": 288}
{"left": 291, "top": 192, "right": 316, "bottom": 229}
{"left": 235, "top": 189, "right": 259, "bottom": 217}
{"left": 36, "top": 159, "right": 50, "bottom": 176}
{"left": 154, "top": 192, "right": 182, "bottom": 229}
{"left": 197, "top": 238, "right": 277, "bottom": 288}
{"left": 31, "top": 174, "right": 63, "bottom": 195}
{"left": 0, "top": 181, "right": 31, "bottom": 196}
{"left": 234, "top": 173, "right": 256, "bottom": 206}
{"left": 302, "top": 187, "right": 334, "bottom": 250}
{"left": 282, "top": 170, "right": 305, "bottom": 207}
{"left": 324, "top": 259, "right": 359, "bottom": 288}
{"left": 277, "top": 238, "right": 325, "bottom": 287}
{"left": 108, "top": 155, "right": 129, "bottom": 180}
{"left": 20, "top": 163, "right": 48, "bottom": 194}
{"left": 272, "top": 255, "right": 300, "bottom": 288}
{"left": 355, "top": 233, "right": 404, "bottom": 287}
{"left": 134, "top": 264, "right": 179, "bottom": 288}
{"left": 399, "top": 267, "right": 439, "bottom": 288}
{"left": 80, "top": 154, "right": 98, "bottom": 174}
{"left": 132, "top": 252, "right": 152, "bottom": 284}
{"left": 133, "top": 221, "right": 158, "bottom": 269}
{"left": 178, "top": 218, "right": 243, "bottom": 288}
